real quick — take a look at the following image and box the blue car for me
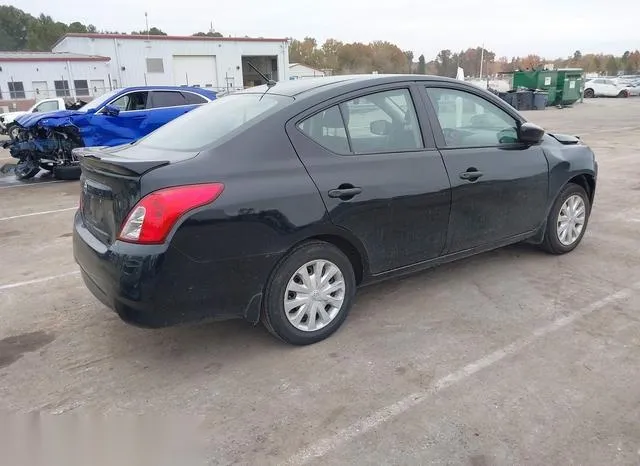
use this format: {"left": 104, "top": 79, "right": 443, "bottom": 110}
{"left": 7, "top": 86, "right": 217, "bottom": 180}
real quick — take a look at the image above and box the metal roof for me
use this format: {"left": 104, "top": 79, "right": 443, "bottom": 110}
{"left": 53, "top": 33, "right": 289, "bottom": 48}
{"left": 0, "top": 51, "right": 110, "bottom": 62}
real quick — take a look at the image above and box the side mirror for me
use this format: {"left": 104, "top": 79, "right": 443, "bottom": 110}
{"left": 518, "top": 122, "right": 545, "bottom": 144}
{"left": 370, "top": 120, "right": 391, "bottom": 136}
{"left": 104, "top": 104, "right": 121, "bottom": 117}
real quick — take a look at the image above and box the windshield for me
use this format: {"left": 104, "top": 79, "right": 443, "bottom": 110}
{"left": 138, "top": 93, "right": 293, "bottom": 151}
{"left": 79, "top": 89, "right": 121, "bottom": 112}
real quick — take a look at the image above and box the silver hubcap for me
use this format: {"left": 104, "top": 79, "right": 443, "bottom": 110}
{"left": 284, "top": 260, "right": 345, "bottom": 332}
{"left": 557, "top": 194, "right": 586, "bottom": 246}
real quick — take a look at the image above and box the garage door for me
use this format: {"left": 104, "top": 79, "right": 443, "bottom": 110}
{"left": 172, "top": 55, "right": 218, "bottom": 88}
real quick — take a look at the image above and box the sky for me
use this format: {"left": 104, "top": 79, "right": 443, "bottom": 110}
{"left": 12, "top": 0, "right": 640, "bottom": 59}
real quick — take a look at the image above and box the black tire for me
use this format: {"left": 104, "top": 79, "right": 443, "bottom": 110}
{"left": 53, "top": 165, "right": 81, "bottom": 180}
{"left": 618, "top": 90, "right": 629, "bottom": 98}
{"left": 14, "top": 159, "right": 40, "bottom": 180}
{"left": 541, "top": 183, "right": 590, "bottom": 254}
{"left": 583, "top": 88, "right": 594, "bottom": 98}
{"left": 262, "top": 240, "right": 356, "bottom": 345}
{"left": 7, "top": 124, "right": 20, "bottom": 140}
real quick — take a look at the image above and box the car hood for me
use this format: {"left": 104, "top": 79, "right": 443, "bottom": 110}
{"left": 548, "top": 132, "right": 581, "bottom": 145}
{"left": 15, "top": 109, "right": 86, "bottom": 128}
{"left": 1, "top": 111, "right": 28, "bottom": 121}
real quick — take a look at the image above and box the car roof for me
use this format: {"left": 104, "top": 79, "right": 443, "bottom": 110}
{"left": 119, "top": 86, "right": 217, "bottom": 98}
{"left": 240, "top": 74, "right": 466, "bottom": 99}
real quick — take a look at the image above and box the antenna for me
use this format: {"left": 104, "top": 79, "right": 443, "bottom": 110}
{"left": 247, "top": 60, "right": 276, "bottom": 88}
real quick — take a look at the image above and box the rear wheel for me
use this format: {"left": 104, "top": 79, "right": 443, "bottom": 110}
{"left": 541, "top": 183, "right": 590, "bottom": 254}
{"left": 583, "top": 88, "right": 595, "bottom": 98}
{"left": 14, "top": 159, "right": 40, "bottom": 180}
{"left": 53, "top": 165, "right": 81, "bottom": 180}
{"left": 262, "top": 241, "right": 356, "bottom": 345}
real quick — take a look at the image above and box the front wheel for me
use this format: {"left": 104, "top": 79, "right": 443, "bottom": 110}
{"left": 14, "top": 159, "right": 40, "bottom": 180}
{"left": 7, "top": 124, "right": 21, "bottom": 140}
{"left": 618, "top": 90, "right": 629, "bottom": 98}
{"left": 262, "top": 241, "right": 356, "bottom": 345}
{"left": 583, "top": 88, "right": 595, "bottom": 98}
{"left": 541, "top": 183, "right": 591, "bottom": 254}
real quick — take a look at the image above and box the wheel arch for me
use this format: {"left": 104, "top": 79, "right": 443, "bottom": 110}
{"left": 567, "top": 173, "right": 596, "bottom": 204}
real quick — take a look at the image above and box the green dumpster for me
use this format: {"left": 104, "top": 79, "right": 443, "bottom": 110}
{"left": 512, "top": 70, "right": 557, "bottom": 106}
{"left": 555, "top": 68, "right": 583, "bottom": 106}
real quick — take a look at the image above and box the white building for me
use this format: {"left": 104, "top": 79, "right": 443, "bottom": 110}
{"left": 288, "top": 63, "right": 326, "bottom": 80}
{"left": 53, "top": 33, "right": 290, "bottom": 92}
{"left": 0, "top": 51, "right": 111, "bottom": 110}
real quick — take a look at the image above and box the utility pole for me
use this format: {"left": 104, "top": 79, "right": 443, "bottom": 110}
{"left": 145, "top": 12, "right": 149, "bottom": 41}
{"left": 479, "top": 43, "right": 485, "bottom": 79}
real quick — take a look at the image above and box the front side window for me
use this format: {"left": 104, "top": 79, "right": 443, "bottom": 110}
{"left": 34, "top": 100, "right": 60, "bottom": 112}
{"left": 341, "top": 89, "right": 422, "bottom": 153}
{"left": 150, "top": 91, "right": 186, "bottom": 108}
{"left": 54, "top": 80, "right": 70, "bottom": 97}
{"left": 8, "top": 82, "right": 25, "bottom": 99}
{"left": 110, "top": 92, "right": 149, "bottom": 111}
{"left": 298, "top": 106, "right": 350, "bottom": 154}
{"left": 426, "top": 88, "right": 519, "bottom": 147}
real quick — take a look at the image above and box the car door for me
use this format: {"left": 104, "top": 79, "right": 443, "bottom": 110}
{"left": 422, "top": 85, "right": 548, "bottom": 253}
{"left": 288, "top": 85, "right": 451, "bottom": 274}
{"left": 90, "top": 91, "right": 150, "bottom": 146}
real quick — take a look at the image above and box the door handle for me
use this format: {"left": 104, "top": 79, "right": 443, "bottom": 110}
{"left": 328, "top": 186, "right": 362, "bottom": 200}
{"left": 460, "top": 171, "right": 483, "bottom": 181}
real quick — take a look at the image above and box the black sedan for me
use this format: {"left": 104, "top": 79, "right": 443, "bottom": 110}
{"left": 73, "top": 75, "right": 597, "bottom": 345}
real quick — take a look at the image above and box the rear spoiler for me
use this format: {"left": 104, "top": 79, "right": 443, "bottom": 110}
{"left": 74, "top": 147, "right": 170, "bottom": 177}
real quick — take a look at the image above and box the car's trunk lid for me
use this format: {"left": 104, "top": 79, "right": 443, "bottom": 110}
{"left": 76, "top": 145, "right": 197, "bottom": 245}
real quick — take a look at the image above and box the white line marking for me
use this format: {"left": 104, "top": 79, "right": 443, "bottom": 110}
{"left": 0, "top": 180, "right": 65, "bottom": 190}
{"left": 0, "top": 271, "right": 80, "bottom": 292}
{"left": 286, "top": 282, "right": 640, "bottom": 465}
{"left": 0, "top": 207, "right": 76, "bottom": 221}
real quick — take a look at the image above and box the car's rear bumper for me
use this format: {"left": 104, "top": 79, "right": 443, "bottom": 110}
{"left": 73, "top": 211, "right": 277, "bottom": 327}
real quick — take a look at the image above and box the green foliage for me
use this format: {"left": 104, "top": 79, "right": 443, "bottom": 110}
{"left": 131, "top": 27, "right": 167, "bottom": 36}
{"left": 417, "top": 54, "right": 426, "bottom": 74}
{"left": 193, "top": 31, "right": 223, "bottom": 37}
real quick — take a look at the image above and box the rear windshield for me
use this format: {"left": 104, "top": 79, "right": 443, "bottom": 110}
{"left": 138, "top": 93, "right": 292, "bottom": 151}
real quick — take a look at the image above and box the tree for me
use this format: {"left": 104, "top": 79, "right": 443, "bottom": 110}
{"left": 321, "top": 38, "right": 343, "bottom": 71}
{"left": 68, "top": 21, "right": 87, "bottom": 33}
{"left": 403, "top": 50, "right": 414, "bottom": 73}
{"left": 193, "top": 31, "right": 223, "bottom": 37}
{"left": 573, "top": 50, "right": 582, "bottom": 61}
{"left": 132, "top": 26, "right": 167, "bottom": 36}
{"left": 417, "top": 54, "right": 426, "bottom": 74}
{"left": 435, "top": 49, "right": 455, "bottom": 77}
{"left": 0, "top": 5, "right": 32, "bottom": 50}
{"left": 26, "top": 14, "right": 69, "bottom": 51}
{"left": 606, "top": 56, "right": 618, "bottom": 75}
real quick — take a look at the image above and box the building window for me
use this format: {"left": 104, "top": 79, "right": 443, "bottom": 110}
{"left": 146, "top": 58, "right": 164, "bottom": 73}
{"left": 8, "top": 82, "right": 26, "bottom": 99}
{"left": 54, "top": 80, "right": 71, "bottom": 97}
{"left": 74, "top": 80, "right": 90, "bottom": 96}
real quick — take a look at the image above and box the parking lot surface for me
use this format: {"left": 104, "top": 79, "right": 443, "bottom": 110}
{"left": 1, "top": 99, "right": 640, "bottom": 465}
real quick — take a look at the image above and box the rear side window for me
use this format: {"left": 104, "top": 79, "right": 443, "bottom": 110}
{"left": 150, "top": 91, "right": 186, "bottom": 108}
{"left": 298, "top": 106, "right": 350, "bottom": 154}
{"left": 138, "top": 93, "right": 292, "bottom": 152}
{"left": 183, "top": 92, "right": 208, "bottom": 104}
{"left": 298, "top": 88, "right": 423, "bottom": 155}
{"left": 341, "top": 89, "right": 422, "bottom": 153}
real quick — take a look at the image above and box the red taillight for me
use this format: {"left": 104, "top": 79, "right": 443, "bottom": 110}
{"left": 118, "top": 183, "right": 224, "bottom": 244}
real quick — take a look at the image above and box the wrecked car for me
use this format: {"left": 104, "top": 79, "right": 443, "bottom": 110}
{"left": 5, "top": 86, "right": 217, "bottom": 180}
